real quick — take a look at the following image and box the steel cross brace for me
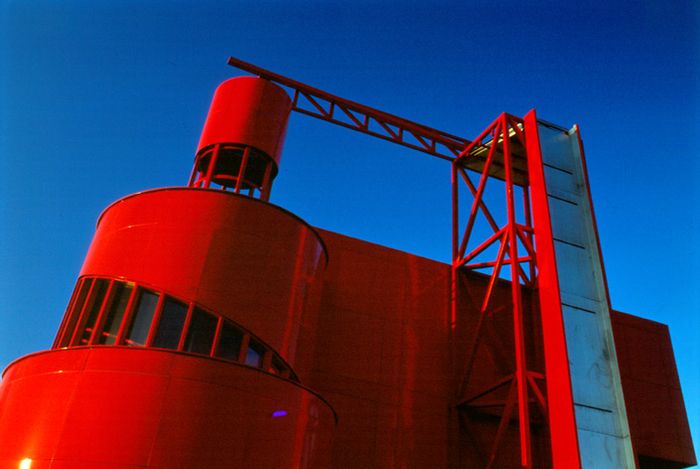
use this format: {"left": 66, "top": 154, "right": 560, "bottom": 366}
{"left": 453, "top": 113, "right": 581, "bottom": 468}
{"left": 452, "top": 114, "right": 539, "bottom": 467}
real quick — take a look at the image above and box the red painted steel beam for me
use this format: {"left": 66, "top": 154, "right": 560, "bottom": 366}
{"left": 227, "top": 56, "right": 470, "bottom": 161}
{"left": 523, "top": 110, "right": 581, "bottom": 468}
{"left": 502, "top": 115, "right": 532, "bottom": 467}
{"left": 458, "top": 168, "right": 500, "bottom": 233}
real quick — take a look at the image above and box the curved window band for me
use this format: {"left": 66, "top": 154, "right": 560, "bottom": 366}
{"left": 54, "top": 276, "right": 297, "bottom": 382}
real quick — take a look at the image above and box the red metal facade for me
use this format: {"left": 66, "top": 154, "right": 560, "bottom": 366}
{"left": 314, "top": 230, "right": 696, "bottom": 468}
{"left": 613, "top": 311, "right": 697, "bottom": 467}
{"left": 77, "top": 188, "right": 327, "bottom": 376}
{"left": 0, "top": 61, "right": 695, "bottom": 468}
{"left": 0, "top": 348, "right": 335, "bottom": 468}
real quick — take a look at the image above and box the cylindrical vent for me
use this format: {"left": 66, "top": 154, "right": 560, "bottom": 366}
{"left": 196, "top": 77, "right": 292, "bottom": 185}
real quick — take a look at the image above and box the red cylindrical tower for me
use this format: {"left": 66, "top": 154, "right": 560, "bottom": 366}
{"left": 189, "top": 77, "right": 292, "bottom": 200}
{"left": 0, "top": 77, "right": 335, "bottom": 468}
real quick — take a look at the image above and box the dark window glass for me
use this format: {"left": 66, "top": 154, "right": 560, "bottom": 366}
{"left": 124, "top": 290, "right": 159, "bottom": 346}
{"left": 183, "top": 308, "right": 217, "bottom": 355}
{"left": 98, "top": 282, "right": 133, "bottom": 345}
{"left": 58, "top": 278, "right": 93, "bottom": 347}
{"left": 75, "top": 279, "right": 109, "bottom": 345}
{"left": 152, "top": 297, "right": 188, "bottom": 349}
{"left": 269, "top": 356, "right": 287, "bottom": 376}
{"left": 245, "top": 340, "right": 265, "bottom": 368}
{"left": 55, "top": 280, "right": 82, "bottom": 347}
{"left": 215, "top": 322, "right": 243, "bottom": 361}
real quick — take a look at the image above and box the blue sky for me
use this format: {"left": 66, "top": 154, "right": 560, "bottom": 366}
{"left": 1, "top": 0, "right": 698, "bottom": 462}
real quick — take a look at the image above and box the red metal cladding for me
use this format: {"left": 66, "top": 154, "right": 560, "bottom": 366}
{"left": 197, "top": 76, "right": 292, "bottom": 168}
{"left": 611, "top": 311, "right": 697, "bottom": 466}
{"left": 0, "top": 348, "right": 335, "bottom": 468}
{"left": 80, "top": 188, "right": 327, "bottom": 378}
{"left": 309, "top": 229, "right": 453, "bottom": 469}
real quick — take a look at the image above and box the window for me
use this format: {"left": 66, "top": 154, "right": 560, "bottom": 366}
{"left": 74, "top": 279, "right": 109, "bottom": 345}
{"left": 183, "top": 308, "right": 217, "bottom": 355}
{"left": 54, "top": 276, "right": 298, "bottom": 382}
{"left": 58, "top": 278, "right": 93, "bottom": 347}
{"left": 245, "top": 339, "right": 265, "bottom": 368}
{"left": 124, "top": 289, "right": 160, "bottom": 346}
{"left": 269, "top": 355, "right": 288, "bottom": 377}
{"left": 215, "top": 321, "right": 244, "bottom": 361}
{"left": 98, "top": 282, "right": 133, "bottom": 345}
{"left": 152, "top": 297, "right": 188, "bottom": 349}
{"left": 54, "top": 279, "right": 83, "bottom": 347}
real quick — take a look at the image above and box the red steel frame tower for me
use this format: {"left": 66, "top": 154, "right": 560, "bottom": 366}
{"left": 449, "top": 112, "right": 634, "bottom": 467}
{"left": 451, "top": 113, "right": 580, "bottom": 467}
{"left": 0, "top": 57, "right": 644, "bottom": 468}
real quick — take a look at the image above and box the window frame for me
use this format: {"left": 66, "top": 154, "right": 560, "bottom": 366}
{"left": 54, "top": 275, "right": 297, "bottom": 382}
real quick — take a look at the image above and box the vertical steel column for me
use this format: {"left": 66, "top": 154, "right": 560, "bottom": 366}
{"left": 502, "top": 115, "right": 532, "bottom": 467}
{"left": 203, "top": 144, "right": 221, "bottom": 189}
{"left": 451, "top": 161, "right": 459, "bottom": 331}
{"left": 523, "top": 110, "right": 581, "bottom": 467}
{"left": 233, "top": 146, "right": 251, "bottom": 194}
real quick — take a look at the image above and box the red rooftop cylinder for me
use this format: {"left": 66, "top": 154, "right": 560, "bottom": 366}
{"left": 197, "top": 76, "right": 292, "bottom": 171}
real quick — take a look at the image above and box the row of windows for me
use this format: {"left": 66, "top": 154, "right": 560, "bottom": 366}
{"left": 54, "top": 276, "right": 296, "bottom": 380}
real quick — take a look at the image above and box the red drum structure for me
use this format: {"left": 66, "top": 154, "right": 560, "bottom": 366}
{"left": 0, "top": 57, "right": 695, "bottom": 468}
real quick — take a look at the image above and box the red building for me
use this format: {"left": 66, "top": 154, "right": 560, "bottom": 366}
{"left": 0, "top": 59, "right": 695, "bottom": 468}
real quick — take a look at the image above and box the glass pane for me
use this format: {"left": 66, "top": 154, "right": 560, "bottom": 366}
{"left": 58, "top": 278, "right": 93, "bottom": 347}
{"left": 124, "top": 290, "right": 159, "bottom": 346}
{"left": 75, "top": 279, "right": 109, "bottom": 345}
{"left": 269, "top": 356, "right": 287, "bottom": 376}
{"left": 245, "top": 340, "right": 265, "bottom": 368}
{"left": 152, "top": 297, "right": 188, "bottom": 349}
{"left": 215, "top": 322, "right": 243, "bottom": 361}
{"left": 98, "top": 282, "right": 133, "bottom": 345}
{"left": 55, "top": 279, "right": 82, "bottom": 347}
{"left": 183, "top": 308, "right": 217, "bottom": 355}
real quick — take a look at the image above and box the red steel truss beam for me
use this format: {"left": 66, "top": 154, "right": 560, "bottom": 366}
{"left": 227, "top": 57, "right": 530, "bottom": 185}
{"left": 227, "top": 56, "right": 470, "bottom": 161}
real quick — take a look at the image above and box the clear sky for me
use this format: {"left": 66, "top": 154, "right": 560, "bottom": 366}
{"left": 1, "top": 0, "right": 698, "bottom": 462}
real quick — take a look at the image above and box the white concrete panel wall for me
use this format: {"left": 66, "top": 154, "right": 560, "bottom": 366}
{"left": 538, "top": 124, "right": 635, "bottom": 468}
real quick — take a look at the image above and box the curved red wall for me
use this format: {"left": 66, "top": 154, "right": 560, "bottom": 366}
{"left": 0, "top": 348, "right": 335, "bottom": 468}
{"left": 81, "top": 188, "right": 326, "bottom": 377}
